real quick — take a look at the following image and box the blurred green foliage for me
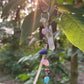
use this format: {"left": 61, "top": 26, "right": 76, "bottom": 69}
{"left": 0, "top": 0, "right": 84, "bottom": 84}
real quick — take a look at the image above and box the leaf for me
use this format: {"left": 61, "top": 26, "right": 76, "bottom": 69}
{"left": 56, "top": 0, "right": 64, "bottom": 5}
{"left": 1, "top": 0, "right": 16, "bottom": 17}
{"left": 18, "top": 53, "right": 39, "bottom": 63}
{"left": 61, "top": 13, "right": 84, "bottom": 52}
{"left": 18, "top": 74, "right": 29, "bottom": 81}
{"left": 54, "top": 31, "right": 61, "bottom": 39}
{"left": 24, "top": 78, "right": 33, "bottom": 84}
{"left": 37, "top": 78, "right": 44, "bottom": 84}
{"left": 1, "top": 0, "right": 25, "bottom": 18}
{"left": 56, "top": 0, "right": 73, "bottom": 5}
{"left": 51, "top": 0, "right": 55, "bottom": 6}
{"left": 57, "top": 65, "right": 68, "bottom": 76}
{"left": 29, "top": 37, "right": 36, "bottom": 45}
{"left": 20, "top": 10, "right": 42, "bottom": 44}
{"left": 58, "top": 5, "right": 84, "bottom": 15}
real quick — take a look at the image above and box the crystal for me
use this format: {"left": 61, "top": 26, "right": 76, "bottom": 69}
{"left": 42, "top": 59, "right": 49, "bottom": 66}
{"left": 44, "top": 76, "right": 50, "bottom": 83}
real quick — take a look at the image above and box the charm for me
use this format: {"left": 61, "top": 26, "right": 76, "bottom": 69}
{"left": 45, "top": 68, "right": 50, "bottom": 73}
{"left": 42, "top": 28, "right": 48, "bottom": 35}
{"left": 45, "top": 25, "right": 55, "bottom": 51}
{"left": 39, "top": 49, "right": 47, "bottom": 55}
{"left": 44, "top": 76, "right": 50, "bottom": 83}
{"left": 40, "top": 17, "right": 47, "bottom": 27}
{"left": 42, "top": 59, "right": 49, "bottom": 66}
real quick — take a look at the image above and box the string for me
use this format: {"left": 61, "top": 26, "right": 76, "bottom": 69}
{"left": 38, "top": 0, "right": 51, "bottom": 14}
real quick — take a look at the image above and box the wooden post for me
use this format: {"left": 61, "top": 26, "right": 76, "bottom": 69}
{"left": 33, "top": 55, "right": 46, "bottom": 84}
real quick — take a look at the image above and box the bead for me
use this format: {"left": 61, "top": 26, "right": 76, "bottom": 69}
{"left": 44, "top": 76, "right": 50, "bottom": 83}
{"left": 39, "top": 49, "right": 47, "bottom": 55}
{"left": 42, "top": 59, "right": 49, "bottom": 66}
{"left": 45, "top": 68, "right": 50, "bottom": 73}
{"left": 42, "top": 28, "right": 48, "bottom": 35}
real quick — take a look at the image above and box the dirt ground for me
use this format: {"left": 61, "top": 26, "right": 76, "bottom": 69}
{"left": 0, "top": 70, "right": 22, "bottom": 84}
{"left": 0, "top": 81, "right": 21, "bottom": 84}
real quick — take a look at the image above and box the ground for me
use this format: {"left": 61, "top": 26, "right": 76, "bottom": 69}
{"left": 0, "top": 70, "right": 21, "bottom": 84}
{"left": 0, "top": 63, "right": 84, "bottom": 84}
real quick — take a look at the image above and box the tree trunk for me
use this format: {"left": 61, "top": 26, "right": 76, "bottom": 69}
{"left": 12, "top": 7, "right": 21, "bottom": 49}
{"left": 70, "top": 45, "right": 78, "bottom": 84}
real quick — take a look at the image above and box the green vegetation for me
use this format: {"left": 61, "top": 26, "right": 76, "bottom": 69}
{"left": 0, "top": 0, "right": 84, "bottom": 84}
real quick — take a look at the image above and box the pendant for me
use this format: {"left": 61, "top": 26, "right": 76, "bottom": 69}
{"left": 44, "top": 76, "right": 50, "bottom": 83}
{"left": 42, "top": 59, "right": 49, "bottom": 66}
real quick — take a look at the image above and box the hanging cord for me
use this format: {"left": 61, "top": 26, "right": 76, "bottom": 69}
{"left": 33, "top": 44, "right": 48, "bottom": 84}
{"left": 33, "top": 55, "right": 46, "bottom": 84}
{"left": 33, "top": 0, "right": 55, "bottom": 83}
{"left": 38, "top": 0, "right": 51, "bottom": 14}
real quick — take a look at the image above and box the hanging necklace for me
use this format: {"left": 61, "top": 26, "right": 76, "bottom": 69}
{"left": 33, "top": 0, "right": 55, "bottom": 84}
